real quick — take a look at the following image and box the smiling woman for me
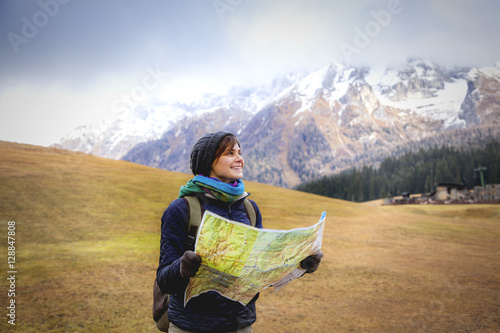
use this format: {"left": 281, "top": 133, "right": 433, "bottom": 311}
{"left": 156, "top": 131, "right": 262, "bottom": 332}
{"left": 154, "top": 130, "right": 324, "bottom": 332}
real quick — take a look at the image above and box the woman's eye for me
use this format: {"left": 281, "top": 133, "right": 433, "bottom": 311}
{"left": 226, "top": 150, "right": 242, "bottom": 156}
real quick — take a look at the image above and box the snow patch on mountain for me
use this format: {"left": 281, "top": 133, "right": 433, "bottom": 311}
{"left": 365, "top": 60, "right": 468, "bottom": 129}
{"left": 294, "top": 66, "right": 329, "bottom": 115}
{"left": 56, "top": 99, "right": 199, "bottom": 159}
{"left": 371, "top": 79, "right": 467, "bottom": 128}
{"left": 468, "top": 62, "right": 500, "bottom": 80}
{"left": 272, "top": 63, "right": 355, "bottom": 116}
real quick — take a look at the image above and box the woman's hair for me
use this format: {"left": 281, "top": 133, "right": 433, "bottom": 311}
{"left": 190, "top": 131, "right": 238, "bottom": 176}
{"left": 213, "top": 134, "right": 240, "bottom": 163}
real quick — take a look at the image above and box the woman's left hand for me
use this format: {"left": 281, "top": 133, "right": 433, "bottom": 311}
{"left": 300, "top": 251, "right": 324, "bottom": 273}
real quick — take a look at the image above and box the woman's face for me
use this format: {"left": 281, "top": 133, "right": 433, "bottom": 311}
{"left": 209, "top": 143, "right": 244, "bottom": 183}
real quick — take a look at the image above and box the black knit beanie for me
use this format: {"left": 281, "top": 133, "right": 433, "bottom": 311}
{"left": 190, "top": 131, "right": 234, "bottom": 176}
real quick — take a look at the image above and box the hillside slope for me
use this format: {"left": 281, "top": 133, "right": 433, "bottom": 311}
{"left": 1, "top": 141, "right": 499, "bottom": 332}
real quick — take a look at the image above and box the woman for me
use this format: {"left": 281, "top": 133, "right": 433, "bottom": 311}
{"left": 156, "top": 131, "right": 323, "bottom": 333}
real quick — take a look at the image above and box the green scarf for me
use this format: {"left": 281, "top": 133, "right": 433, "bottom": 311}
{"left": 178, "top": 175, "right": 246, "bottom": 203}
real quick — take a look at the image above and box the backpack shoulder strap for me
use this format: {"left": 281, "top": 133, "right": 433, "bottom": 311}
{"left": 243, "top": 198, "right": 257, "bottom": 227}
{"left": 182, "top": 196, "right": 203, "bottom": 250}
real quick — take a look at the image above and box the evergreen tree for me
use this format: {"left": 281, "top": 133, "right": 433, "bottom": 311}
{"left": 295, "top": 140, "right": 500, "bottom": 202}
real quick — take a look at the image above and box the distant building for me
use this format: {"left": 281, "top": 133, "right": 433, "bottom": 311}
{"left": 473, "top": 184, "right": 500, "bottom": 201}
{"left": 386, "top": 183, "right": 500, "bottom": 205}
{"left": 431, "top": 183, "right": 471, "bottom": 201}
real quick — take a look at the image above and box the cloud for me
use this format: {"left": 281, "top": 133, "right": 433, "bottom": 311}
{"left": 0, "top": 83, "right": 119, "bottom": 146}
{"left": 1, "top": 0, "right": 499, "bottom": 146}
{"left": 229, "top": 4, "right": 333, "bottom": 68}
{"left": 2, "top": 0, "right": 499, "bottom": 90}
{"left": 343, "top": 0, "right": 500, "bottom": 67}
{"left": 224, "top": 0, "right": 500, "bottom": 71}
{"left": 1, "top": 1, "right": 217, "bottom": 88}
{"left": 223, "top": 1, "right": 371, "bottom": 81}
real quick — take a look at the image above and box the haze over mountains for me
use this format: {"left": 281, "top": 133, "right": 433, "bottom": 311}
{"left": 54, "top": 58, "right": 500, "bottom": 188}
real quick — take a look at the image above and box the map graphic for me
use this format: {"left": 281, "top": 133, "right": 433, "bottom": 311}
{"left": 184, "top": 211, "right": 325, "bottom": 306}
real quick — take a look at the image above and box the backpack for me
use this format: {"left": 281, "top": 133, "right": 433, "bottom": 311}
{"left": 153, "top": 196, "right": 257, "bottom": 332}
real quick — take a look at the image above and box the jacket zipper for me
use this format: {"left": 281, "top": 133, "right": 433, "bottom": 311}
{"left": 227, "top": 193, "right": 249, "bottom": 221}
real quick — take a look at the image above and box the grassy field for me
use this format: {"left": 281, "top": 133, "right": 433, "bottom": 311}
{"left": 0, "top": 141, "right": 499, "bottom": 332}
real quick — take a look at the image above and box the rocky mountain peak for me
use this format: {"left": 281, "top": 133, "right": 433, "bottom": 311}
{"left": 54, "top": 59, "right": 500, "bottom": 188}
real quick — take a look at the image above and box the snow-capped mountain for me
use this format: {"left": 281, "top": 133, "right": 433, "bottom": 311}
{"left": 460, "top": 61, "right": 500, "bottom": 127}
{"left": 365, "top": 58, "right": 468, "bottom": 130}
{"left": 53, "top": 79, "right": 288, "bottom": 159}
{"left": 54, "top": 101, "right": 189, "bottom": 159}
{"left": 55, "top": 59, "right": 500, "bottom": 188}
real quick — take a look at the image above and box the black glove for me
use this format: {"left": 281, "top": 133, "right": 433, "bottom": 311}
{"left": 180, "top": 251, "right": 201, "bottom": 278}
{"left": 300, "top": 251, "right": 324, "bottom": 273}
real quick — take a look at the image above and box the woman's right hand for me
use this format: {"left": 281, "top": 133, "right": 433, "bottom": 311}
{"left": 180, "top": 251, "right": 202, "bottom": 278}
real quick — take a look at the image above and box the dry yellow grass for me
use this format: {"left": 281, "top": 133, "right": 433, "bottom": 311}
{"left": 0, "top": 141, "right": 499, "bottom": 332}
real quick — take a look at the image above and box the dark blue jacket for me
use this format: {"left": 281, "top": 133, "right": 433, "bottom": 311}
{"left": 157, "top": 192, "right": 263, "bottom": 332}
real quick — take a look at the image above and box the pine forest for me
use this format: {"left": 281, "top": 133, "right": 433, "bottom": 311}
{"left": 295, "top": 140, "right": 500, "bottom": 202}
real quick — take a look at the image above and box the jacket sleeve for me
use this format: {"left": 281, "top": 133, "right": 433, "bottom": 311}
{"left": 156, "top": 198, "right": 190, "bottom": 294}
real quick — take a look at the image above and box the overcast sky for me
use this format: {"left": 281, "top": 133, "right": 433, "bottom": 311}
{"left": 1, "top": 0, "right": 499, "bottom": 146}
